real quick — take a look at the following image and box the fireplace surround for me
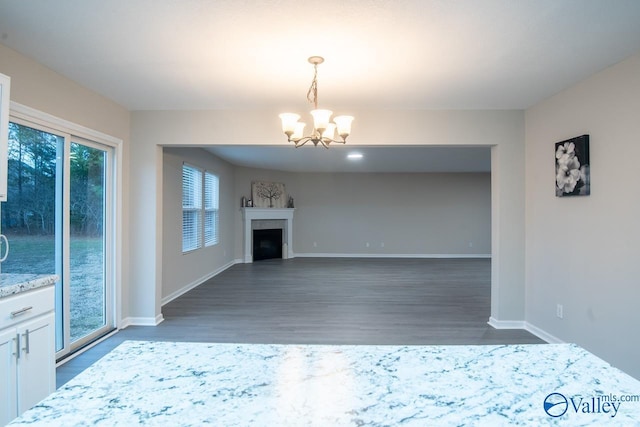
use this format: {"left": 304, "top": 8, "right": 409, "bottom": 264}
{"left": 241, "top": 208, "right": 294, "bottom": 263}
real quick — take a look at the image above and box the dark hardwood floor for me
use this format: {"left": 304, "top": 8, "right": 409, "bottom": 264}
{"left": 56, "top": 258, "right": 544, "bottom": 387}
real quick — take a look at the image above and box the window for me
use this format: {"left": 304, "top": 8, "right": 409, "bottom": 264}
{"left": 182, "top": 165, "right": 219, "bottom": 252}
{"left": 182, "top": 164, "right": 202, "bottom": 252}
{"left": 204, "top": 172, "right": 219, "bottom": 246}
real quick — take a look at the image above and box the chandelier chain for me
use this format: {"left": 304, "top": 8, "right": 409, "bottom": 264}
{"left": 306, "top": 62, "right": 319, "bottom": 109}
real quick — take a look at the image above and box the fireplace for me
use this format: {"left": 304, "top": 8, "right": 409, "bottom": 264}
{"left": 241, "top": 208, "right": 294, "bottom": 263}
{"left": 252, "top": 229, "right": 283, "bottom": 261}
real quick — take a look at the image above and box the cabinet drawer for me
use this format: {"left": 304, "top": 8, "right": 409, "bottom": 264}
{"left": 0, "top": 286, "right": 54, "bottom": 330}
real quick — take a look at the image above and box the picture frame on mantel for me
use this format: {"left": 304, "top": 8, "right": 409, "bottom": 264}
{"left": 252, "top": 181, "right": 286, "bottom": 208}
{"left": 555, "top": 134, "right": 590, "bottom": 197}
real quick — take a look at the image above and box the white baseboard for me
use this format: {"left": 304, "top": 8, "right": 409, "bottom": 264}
{"left": 487, "top": 317, "right": 565, "bottom": 344}
{"left": 295, "top": 253, "right": 491, "bottom": 259}
{"left": 121, "top": 314, "right": 164, "bottom": 327}
{"left": 487, "top": 317, "right": 526, "bottom": 329}
{"left": 524, "top": 322, "right": 564, "bottom": 344}
{"left": 120, "top": 260, "right": 239, "bottom": 328}
{"left": 161, "top": 259, "right": 239, "bottom": 306}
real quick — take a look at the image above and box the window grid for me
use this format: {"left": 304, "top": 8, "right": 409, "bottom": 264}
{"left": 182, "top": 165, "right": 202, "bottom": 252}
{"left": 183, "top": 165, "right": 219, "bottom": 252}
{"left": 204, "top": 172, "right": 219, "bottom": 246}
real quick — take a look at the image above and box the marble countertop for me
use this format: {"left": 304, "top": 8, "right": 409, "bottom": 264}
{"left": 0, "top": 273, "right": 58, "bottom": 298}
{"left": 9, "top": 341, "right": 640, "bottom": 426}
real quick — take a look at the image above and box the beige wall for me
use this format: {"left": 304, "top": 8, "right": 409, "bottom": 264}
{"left": 132, "top": 109, "right": 525, "bottom": 324}
{"left": 161, "top": 155, "right": 491, "bottom": 303}
{"left": 162, "top": 147, "right": 236, "bottom": 301}
{"left": 525, "top": 53, "right": 640, "bottom": 378}
{"left": 1, "top": 41, "right": 527, "bottom": 337}
{"left": 5, "top": 37, "right": 639, "bottom": 379}
{"left": 234, "top": 168, "right": 491, "bottom": 258}
{"left": 0, "top": 44, "right": 129, "bottom": 139}
{"left": 0, "top": 43, "right": 132, "bottom": 325}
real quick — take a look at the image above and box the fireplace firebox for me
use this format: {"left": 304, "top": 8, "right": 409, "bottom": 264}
{"left": 252, "top": 229, "right": 283, "bottom": 261}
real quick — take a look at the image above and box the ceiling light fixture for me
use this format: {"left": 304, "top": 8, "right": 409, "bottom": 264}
{"left": 279, "top": 56, "right": 354, "bottom": 149}
{"left": 347, "top": 153, "right": 363, "bottom": 160}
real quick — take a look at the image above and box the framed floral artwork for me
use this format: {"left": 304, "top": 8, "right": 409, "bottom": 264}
{"left": 555, "top": 135, "right": 590, "bottom": 197}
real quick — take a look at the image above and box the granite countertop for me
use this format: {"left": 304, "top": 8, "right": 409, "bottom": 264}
{"left": 0, "top": 273, "right": 58, "bottom": 298}
{"left": 10, "top": 341, "right": 640, "bottom": 426}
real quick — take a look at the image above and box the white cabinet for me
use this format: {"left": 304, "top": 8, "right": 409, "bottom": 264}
{"left": 0, "top": 327, "right": 18, "bottom": 424}
{"left": 0, "top": 286, "right": 55, "bottom": 425}
{"left": 0, "top": 72, "right": 9, "bottom": 201}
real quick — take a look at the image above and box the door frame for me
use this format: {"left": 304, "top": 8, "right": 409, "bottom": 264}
{"left": 9, "top": 102, "right": 123, "bottom": 360}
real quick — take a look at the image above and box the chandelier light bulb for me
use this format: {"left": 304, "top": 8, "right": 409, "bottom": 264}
{"left": 310, "top": 109, "right": 333, "bottom": 133}
{"left": 322, "top": 123, "right": 336, "bottom": 141}
{"left": 292, "top": 122, "right": 306, "bottom": 141}
{"left": 333, "top": 115, "right": 354, "bottom": 139}
{"left": 279, "top": 113, "right": 301, "bottom": 137}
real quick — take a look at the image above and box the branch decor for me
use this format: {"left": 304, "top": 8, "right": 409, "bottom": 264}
{"left": 251, "top": 181, "right": 286, "bottom": 208}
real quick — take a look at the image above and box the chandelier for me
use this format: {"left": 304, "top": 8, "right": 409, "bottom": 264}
{"left": 279, "top": 56, "right": 354, "bottom": 149}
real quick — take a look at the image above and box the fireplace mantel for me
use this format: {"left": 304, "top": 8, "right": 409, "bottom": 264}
{"left": 241, "top": 208, "right": 294, "bottom": 263}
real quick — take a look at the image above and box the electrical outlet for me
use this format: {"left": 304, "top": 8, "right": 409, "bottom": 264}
{"left": 556, "top": 304, "right": 563, "bottom": 319}
{"left": 468, "top": 242, "right": 473, "bottom": 248}
{"left": 380, "top": 242, "right": 385, "bottom": 248}
{"left": 313, "top": 242, "right": 317, "bottom": 247}
{"left": 366, "top": 242, "right": 370, "bottom": 248}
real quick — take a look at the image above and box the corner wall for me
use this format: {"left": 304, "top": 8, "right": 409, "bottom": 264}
{"left": 234, "top": 168, "right": 491, "bottom": 258}
{"left": 162, "top": 147, "right": 236, "bottom": 302}
{"left": 525, "top": 53, "right": 640, "bottom": 379}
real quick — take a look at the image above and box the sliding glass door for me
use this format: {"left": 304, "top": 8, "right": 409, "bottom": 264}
{"left": 68, "top": 140, "right": 111, "bottom": 347}
{"left": 2, "top": 120, "right": 115, "bottom": 357}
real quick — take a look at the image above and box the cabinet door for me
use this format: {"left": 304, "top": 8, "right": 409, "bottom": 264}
{"left": 16, "top": 312, "right": 56, "bottom": 414}
{"left": 0, "top": 328, "right": 18, "bottom": 425}
{"left": 0, "top": 72, "right": 9, "bottom": 201}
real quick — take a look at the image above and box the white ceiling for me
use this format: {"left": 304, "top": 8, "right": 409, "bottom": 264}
{"left": 1, "top": 0, "right": 639, "bottom": 172}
